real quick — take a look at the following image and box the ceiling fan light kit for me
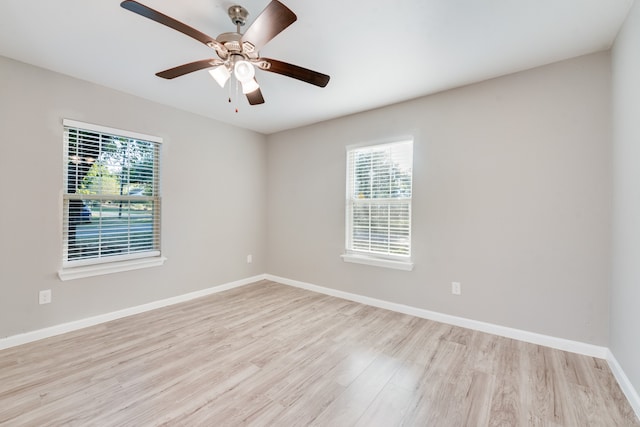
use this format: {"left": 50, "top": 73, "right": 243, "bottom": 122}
{"left": 208, "top": 65, "right": 230, "bottom": 88}
{"left": 234, "top": 59, "right": 255, "bottom": 82}
{"left": 120, "top": 0, "right": 330, "bottom": 107}
{"left": 241, "top": 78, "right": 260, "bottom": 95}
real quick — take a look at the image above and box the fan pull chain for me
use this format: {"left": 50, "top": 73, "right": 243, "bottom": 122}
{"left": 234, "top": 78, "right": 240, "bottom": 113}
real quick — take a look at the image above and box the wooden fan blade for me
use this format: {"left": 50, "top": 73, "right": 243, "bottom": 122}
{"left": 120, "top": 1, "right": 225, "bottom": 53}
{"left": 246, "top": 82, "right": 265, "bottom": 105}
{"left": 258, "top": 58, "right": 330, "bottom": 87}
{"left": 241, "top": 0, "right": 297, "bottom": 52}
{"left": 156, "top": 59, "right": 224, "bottom": 79}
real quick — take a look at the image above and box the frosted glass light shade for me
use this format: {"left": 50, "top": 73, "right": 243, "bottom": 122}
{"left": 241, "top": 78, "right": 260, "bottom": 94}
{"left": 234, "top": 60, "right": 255, "bottom": 82}
{"left": 208, "top": 65, "right": 230, "bottom": 88}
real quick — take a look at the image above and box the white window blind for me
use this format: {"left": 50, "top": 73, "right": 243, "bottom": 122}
{"left": 346, "top": 140, "right": 413, "bottom": 259}
{"left": 62, "top": 119, "right": 162, "bottom": 268}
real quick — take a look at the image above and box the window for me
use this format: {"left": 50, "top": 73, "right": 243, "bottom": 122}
{"left": 59, "top": 119, "right": 164, "bottom": 280}
{"left": 343, "top": 139, "right": 414, "bottom": 271}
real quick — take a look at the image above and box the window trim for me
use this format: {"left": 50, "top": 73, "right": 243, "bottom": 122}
{"left": 342, "top": 138, "right": 414, "bottom": 271}
{"left": 58, "top": 255, "right": 166, "bottom": 281}
{"left": 58, "top": 119, "right": 165, "bottom": 281}
{"left": 341, "top": 253, "right": 414, "bottom": 271}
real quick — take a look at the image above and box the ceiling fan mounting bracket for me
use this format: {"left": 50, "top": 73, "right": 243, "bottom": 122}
{"left": 228, "top": 5, "right": 248, "bottom": 27}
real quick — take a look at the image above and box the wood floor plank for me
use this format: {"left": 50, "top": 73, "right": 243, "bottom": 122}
{"left": 0, "top": 280, "right": 638, "bottom": 426}
{"left": 354, "top": 382, "right": 413, "bottom": 427}
{"left": 309, "top": 352, "right": 401, "bottom": 426}
{"left": 487, "top": 338, "right": 523, "bottom": 426}
{"left": 461, "top": 371, "right": 494, "bottom": 426}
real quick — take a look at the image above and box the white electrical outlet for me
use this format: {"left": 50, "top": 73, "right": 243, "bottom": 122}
{"left": 451, "top": 282, "right": 461, "bottom": 295}
{"left": 247, "top": 254, "right": 252, "bottom": 264}
{"left": 39, "top": 289, "right": 52, "bottom": 305}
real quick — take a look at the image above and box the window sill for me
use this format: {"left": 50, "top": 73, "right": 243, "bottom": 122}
{"left": 341, "top": 253, "right": 414, "bottom": 271}
{"left": 58, "top": 256, "right": 167, "bottom": 281}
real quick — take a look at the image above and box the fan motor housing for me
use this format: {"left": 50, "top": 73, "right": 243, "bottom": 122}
{"left": 217, "top": 32, "right": 242, "bottom": 50}
{"left": 216, "top": 31, "right": 258, "bottom": 59}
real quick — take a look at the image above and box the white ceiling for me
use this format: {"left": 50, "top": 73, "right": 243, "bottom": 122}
{"left": 0, "top": 0, "right": 633, "bottom": 134}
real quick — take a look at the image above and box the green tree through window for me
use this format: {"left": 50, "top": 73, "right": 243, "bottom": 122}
{"left": 63, "top": 120, "right": 161, "bottom": 266}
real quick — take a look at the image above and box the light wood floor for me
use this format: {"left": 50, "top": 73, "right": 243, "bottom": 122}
{"left": 0, "top": 280, "right": 637, "bottom": 426}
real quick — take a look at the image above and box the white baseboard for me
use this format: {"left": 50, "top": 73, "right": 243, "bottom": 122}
{"left": 265, "top": 274, "right": 608, "bottom": 359}
{"left": 0, "top": 274, "right": 267, "bottom": 351}
{"left": 606, "top": 349, "right": 640, "bottom": 420}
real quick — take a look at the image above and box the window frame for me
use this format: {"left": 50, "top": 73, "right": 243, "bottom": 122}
{"left": 342, "top": 138, "right": 414, "bottom": 271}
{"left": 58, "top": 119, "right": 165, "bottom": 281}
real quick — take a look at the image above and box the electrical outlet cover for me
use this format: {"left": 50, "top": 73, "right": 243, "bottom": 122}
{"left": 452, "top": 282, "right": 461, "bottom": 295}
{"left": 39, "top": 289, "right": 52, "bottom": 304}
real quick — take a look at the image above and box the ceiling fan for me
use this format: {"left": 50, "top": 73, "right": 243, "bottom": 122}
{"left": 120, "top": 0, "right": 330, "bottom": 106}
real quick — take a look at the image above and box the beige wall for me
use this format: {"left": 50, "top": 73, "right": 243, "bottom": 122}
{"left": 267, "top": 52, "right": 612, "bottom": 345}
{"left": 0, "top": 56, "right": 267, "bottom": 338}
{"left": 0, "top": 50, "right": 617, "bottom": 349}
{"left": 611, "top": 0, "right": 640, "bottom": 397}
